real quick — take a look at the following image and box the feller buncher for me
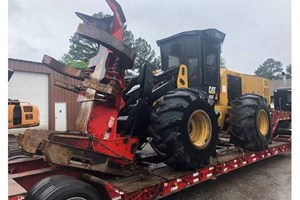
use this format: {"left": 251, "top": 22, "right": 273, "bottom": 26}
{"left": 8, "top": 69, "right": 40, "bottom": 158}
{"left": 19, "top": 0, "right": 272, "bottom": 178}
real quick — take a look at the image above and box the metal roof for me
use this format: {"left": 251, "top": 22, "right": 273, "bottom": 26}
{"left": 156, "top": 29, "right": 226, "bottom": 46}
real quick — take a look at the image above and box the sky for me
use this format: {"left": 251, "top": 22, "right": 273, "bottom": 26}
{"left": 8, "top": 0, "right": 291, "bottom": 75}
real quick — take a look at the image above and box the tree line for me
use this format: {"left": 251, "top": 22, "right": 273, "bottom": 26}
{"left": 254, "top": 58, "right": 291, "bottom": 80}
{"left": 60, "top": 12, "right": 160, "bottom": 74}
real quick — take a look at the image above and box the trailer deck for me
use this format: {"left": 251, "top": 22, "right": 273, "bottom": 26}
{"left": 8, "top": 135, "right": 291, "bottom": 200}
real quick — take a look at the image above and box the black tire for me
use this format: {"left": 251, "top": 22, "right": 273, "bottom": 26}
{"left": 149, "top": 89, "right": 219, "bottom": 169}
{"left": 8, "top": 134, "right": 23, "bottom": 158}
{"left": 26, "top": 175, "right": 101, "bottom": 200}
{"left": 227, "top": 94, "right": 272, "bottom": 151}
{"left": 26, "top": 175, "right": 75, "bottom": 200}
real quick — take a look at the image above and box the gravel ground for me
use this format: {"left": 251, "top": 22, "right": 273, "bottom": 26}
{"left": 163, "top": 152, "right": 291, "bottom": 200}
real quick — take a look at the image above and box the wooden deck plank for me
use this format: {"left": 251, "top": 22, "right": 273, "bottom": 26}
{"left": 8, "top": 177, "right": 26, "bottom": 197}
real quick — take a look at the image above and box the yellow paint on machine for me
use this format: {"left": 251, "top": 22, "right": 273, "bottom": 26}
{"left": 8, "top": 103, "right": 40, "bottom": 129}
{"left": 215, "top": 68, "right": 270, "bottom": 129}
{"left": 177, "top": 64, "right": 189, "bottom": 89}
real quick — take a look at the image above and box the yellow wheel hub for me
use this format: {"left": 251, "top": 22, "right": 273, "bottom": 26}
{"left": 188, "top": 110, "right": 212, "bottom": 149}
{"left": 257, "top": 109, "right": 269, "bottom": 137}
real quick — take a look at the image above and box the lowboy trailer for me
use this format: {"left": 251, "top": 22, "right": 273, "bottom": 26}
{"left": 8, "top": 110, "right": 291, "bottom": 200}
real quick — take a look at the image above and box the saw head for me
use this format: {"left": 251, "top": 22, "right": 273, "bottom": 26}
{"left": 19, "top": 0, "right": 139, "bottom": 176}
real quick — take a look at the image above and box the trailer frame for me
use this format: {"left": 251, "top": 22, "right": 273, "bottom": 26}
{"left": 8, "top": 110, "right": 291, "bottom": 200}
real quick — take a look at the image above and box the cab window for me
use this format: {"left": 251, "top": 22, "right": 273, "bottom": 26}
{"left": 204, "top": 44, "right": 218, "bottom": 85}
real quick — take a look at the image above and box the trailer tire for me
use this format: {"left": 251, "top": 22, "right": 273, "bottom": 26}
{"left": 26, "top": 175, "right": 101, "bottom": 200}
{"left": 26, "top": 175, "right": 74, "bottom": 200}
{"left": 149, "top": 89, "right": 219, "bottom": 169}
{"left": 228, "top": 94, "right": 272, "bottom": 151}
{"left": 8, "top": 134, "right": 23, "bottom": 158}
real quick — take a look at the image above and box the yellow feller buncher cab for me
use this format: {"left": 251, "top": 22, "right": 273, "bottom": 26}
{"left": 8, "top": 69, "right": 40, "bottom": 129}
{"left": 8, "top": 100, "right": 40, "bottom": 129}
{"left": 8, "top": 69, "right": 40, "bottom": 158}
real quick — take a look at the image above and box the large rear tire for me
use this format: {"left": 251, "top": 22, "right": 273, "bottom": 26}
{"left": 227, "top": 94, "right": 272, "bottom": 151}
{"left": 149, "top": 89, "right": 219, "bottom": 169}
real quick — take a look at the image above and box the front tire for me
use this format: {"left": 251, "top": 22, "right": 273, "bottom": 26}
{"left": 149, "top": 89, "right": 219, "bottom": 169}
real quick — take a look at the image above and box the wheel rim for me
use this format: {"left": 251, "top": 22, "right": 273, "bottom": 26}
{"left": 67, "top": 198, "right": 87, "bottom": 200}
{"left": 257, "top": 109, "right": 269, "bottom": 136}
{"left": 188, "top": 110, "right": 212, "bottom": 149}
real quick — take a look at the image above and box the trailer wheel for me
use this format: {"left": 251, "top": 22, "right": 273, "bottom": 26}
{"left": 26, "top": 175, "right": 101, "bottom": 200}
{"left": 8, "top": 134, "right": 23, "bottom": 158}
{"left": 26, "top": 175, "right": 75, "bottom": 200}
{"left": 227, "top": 94, "right": 272, "bottom": 151}
{"left": 149, "top": 89, "right": 219, "bottom": 169}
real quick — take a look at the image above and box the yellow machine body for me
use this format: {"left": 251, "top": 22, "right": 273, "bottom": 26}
{"left": 8, "top": 102, "right": 40, "bottom": 129}
{"left": 214, "top": 69, "right": 270, "bottom": 129}
{"left": 176, "top": 65, "right": 189, "bottom": 89}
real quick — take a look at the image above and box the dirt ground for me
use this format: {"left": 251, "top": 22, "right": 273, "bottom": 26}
{"left": 163, "top": 152, "right": 291, "bottom": 200}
